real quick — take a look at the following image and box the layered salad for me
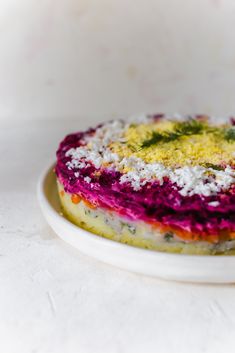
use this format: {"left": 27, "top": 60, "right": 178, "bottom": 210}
{"left": 56, "top": 114, "right": 235, "bottom": 254}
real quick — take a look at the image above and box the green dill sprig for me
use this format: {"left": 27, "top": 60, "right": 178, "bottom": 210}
{"left": 224, "top": 127, "right": 235, "bottom": 142}
{"left": 141, "top": 131, "right": 179, "bottom": 148}
{"left": 141, "top": 119, "right": 206, "bottom": 148}
{"left": 174, "top": 119, "right": 204, "bottom": 136}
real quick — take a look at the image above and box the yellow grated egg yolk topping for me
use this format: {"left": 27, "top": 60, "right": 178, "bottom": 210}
{"left": 110, "top": 120, "right": 235, "bottom": 168}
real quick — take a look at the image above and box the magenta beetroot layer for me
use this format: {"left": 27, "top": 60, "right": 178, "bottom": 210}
{"left": 55, "top": 115, "right": 235, "bottom": 244}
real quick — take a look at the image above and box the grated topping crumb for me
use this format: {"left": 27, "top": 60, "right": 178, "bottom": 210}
{"left": 64, "top": 116, "right": 235, "bottom": 196}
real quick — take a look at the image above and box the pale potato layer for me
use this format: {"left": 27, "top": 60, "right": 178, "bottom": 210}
{"left": 57, "top": 181, "right": 235, "bottom": 255}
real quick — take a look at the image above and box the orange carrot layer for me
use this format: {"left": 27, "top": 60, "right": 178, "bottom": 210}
{"left": 71, "top": 194, "right": 81, "bottom": 204}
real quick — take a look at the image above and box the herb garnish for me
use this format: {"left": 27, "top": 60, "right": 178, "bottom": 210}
{"left": 174, "top": 119, "right": 204, "bottom": 136}
{"left": 224, "top": 127, "right": 235, "bottom": 142}
{"left": 141, "top": 131, "right": 179, "bottom": 147}
{"left": 140, "top": 119, "right": 235, "bottom": 149}
{"left": 141, "top": 120, "right": 205, "bottom": 148}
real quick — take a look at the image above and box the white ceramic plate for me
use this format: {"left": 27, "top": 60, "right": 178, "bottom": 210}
{"left": 37, "top": 163, "right": 235, "bottom": 283}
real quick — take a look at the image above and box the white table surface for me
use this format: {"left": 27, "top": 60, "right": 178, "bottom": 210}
{"left": 1, "top": 117, "right": 235, "bottom": 353}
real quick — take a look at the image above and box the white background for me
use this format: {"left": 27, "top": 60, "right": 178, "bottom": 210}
{"left": 1, "top": 0, "right": 235, "bottom": 120}
{"left": 1, "top": 1, "right": 235, "bottom": 352}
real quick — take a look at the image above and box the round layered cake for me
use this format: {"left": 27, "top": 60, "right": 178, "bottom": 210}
{"left": 56, "top": 114, "right": 235, "bottom": 255}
